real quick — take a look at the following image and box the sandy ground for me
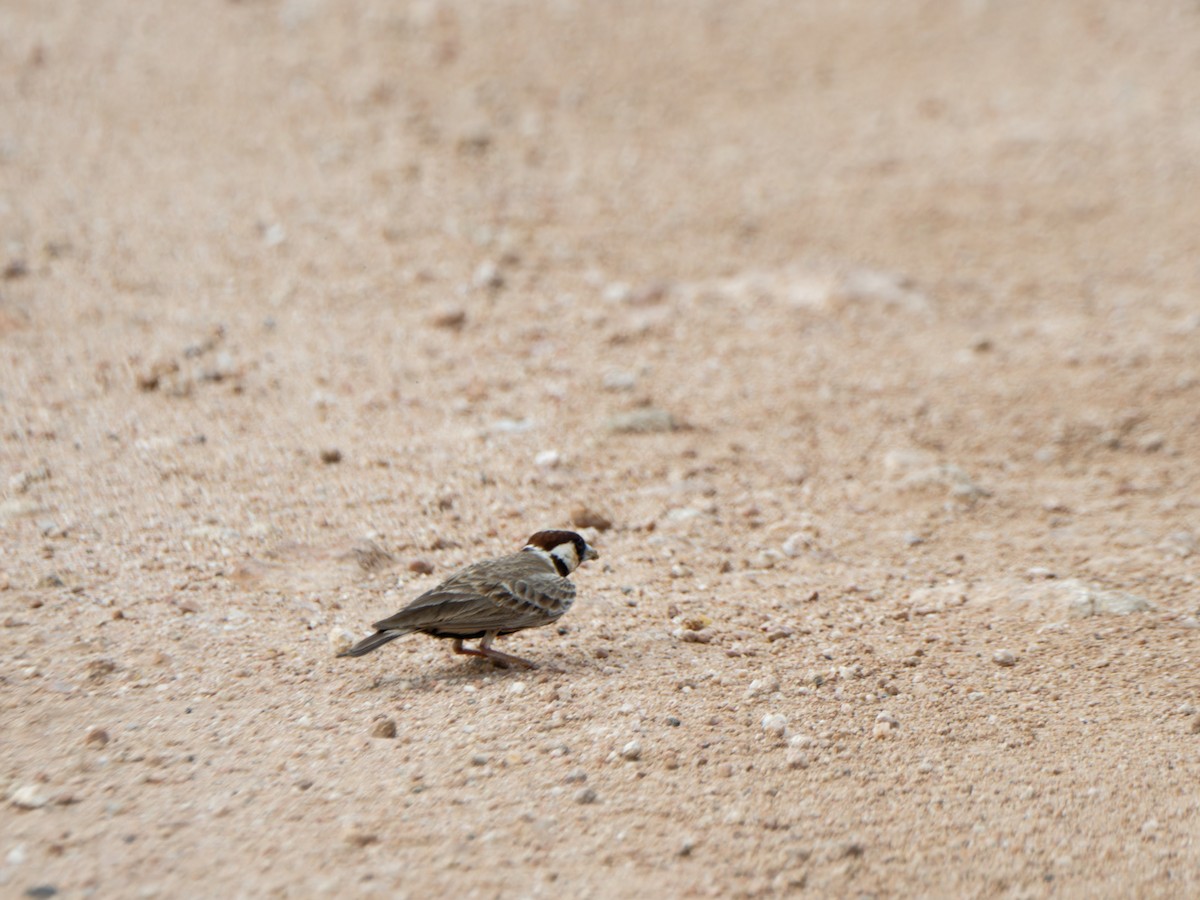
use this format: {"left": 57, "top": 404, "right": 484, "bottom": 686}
{"left": 3, "top": 1, "right": 1200, "bottom": 897}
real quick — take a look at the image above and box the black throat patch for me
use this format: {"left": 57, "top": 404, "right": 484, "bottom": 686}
{"left": 524, "top": 545, "right": 571, "bottom": 577}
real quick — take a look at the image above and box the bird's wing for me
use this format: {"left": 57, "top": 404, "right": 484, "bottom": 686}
{"left": 371, "top": 569, "right": 576, "bottom": 634}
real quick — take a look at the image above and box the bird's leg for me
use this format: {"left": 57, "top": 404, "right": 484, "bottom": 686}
{"left": 451, "top": 638, "right": 486, "bottom": 659}
{"left": 476, "top": 632, "right": 538, "bottom": 670}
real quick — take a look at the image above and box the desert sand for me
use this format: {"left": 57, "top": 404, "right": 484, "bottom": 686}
{"left": 3, "top": 1, "right": 1199, "bottom": 897}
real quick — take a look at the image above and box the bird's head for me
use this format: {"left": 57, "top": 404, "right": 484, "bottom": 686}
{"left": 524, "top": 530, "right": 599, "bottom": 576}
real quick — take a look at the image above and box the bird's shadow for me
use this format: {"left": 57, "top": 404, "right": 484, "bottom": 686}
{"left": 349, "top": 653, "right": 597, "bottom": 696}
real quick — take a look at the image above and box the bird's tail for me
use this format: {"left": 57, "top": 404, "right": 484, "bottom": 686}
{"left": 338, "top": 628, "right": 412, "bottom": 658}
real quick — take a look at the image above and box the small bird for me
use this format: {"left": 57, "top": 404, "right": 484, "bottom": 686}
{"left": 339, "top": 530, "right": 599, "bottom": 670}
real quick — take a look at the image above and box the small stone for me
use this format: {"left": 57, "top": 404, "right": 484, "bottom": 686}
{"left": 992, "top": 649, "right": 1016, "bottom": 667}
{"left": 1191, "top": 715, "right": 1200, "bottom": 735}
{"left": 784, "top": 748, "right": 810, "bottom": 769}
{"left": 570, "top": 505, "right": 613, "bottom": 531}
{"left": 371, "top": 718, "right": 398, "bottom": 739}
{"left": 534, "top": 449, "right": 561, "bottom": 468}
{"left": 3, "top": 259, "right": 29, "bottom": 279}
{"left": 1138, "top": 433, "right": 1166, "bottom": 453}
{"left": 574, "top": 787, "right": 598, "bottom": 805}
{"left": 470, "top": 754, "right": 489, "bottom": 766}
{"left": 564, "top": 769, "right": 588, "bottom": 784}
{"left": 408, "top": 559, "right": 435, "bottom": 575}
{"left": 761, "top": 713, "right": 788, "bottom": 737}
{"left": 604, "top": 408, "right": 680, "bottom": 434}
{"left": 602, "top": 370, "right": 638, "bottom": 392}
{"left": 430, "top": 307, "right": 467, "bottom": 329}
{"left": 677, "top": 838, "right": 696, "bottom": 857}
{"left": 472, "top": 261, "right": 504, "bottom": 290}
{"left": 873, "top": 711, "right": 899, "bottom": 739}
{"left": 745, "top": 677, "right": 781, "bottom": 699}
{"left": 619, "top": 740, "right": 642, "bottom": 761}
{"left": 84, "top": 727, "right": 110, "bottom": 747}
{"left": 24, "top": 887, "right": 58, "bottom": 899}
{"left": 329, "top": 627, "right": 356, "bottom": 656}
{"left": 10, "top": 785, "right": 49, "bottom": 809}
{"left": 665, "top": 716, "right": 682, "bottom": 727}
{"left": 508, "top": 681, "right": 526, "bottom": 695}
{"left": 343, "top": 827, "right": 379, "bottom": 847}
{"left": 319, "top": 448, "right": 342, "bottom": 464}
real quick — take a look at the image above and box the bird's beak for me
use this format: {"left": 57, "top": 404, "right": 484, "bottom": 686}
{"left": 584, "top": 545, "right": 599, "bottom": 562}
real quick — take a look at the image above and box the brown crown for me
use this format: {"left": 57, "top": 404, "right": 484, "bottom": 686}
{"left": 525, "top": 530, "right": 588, "bottom": 556}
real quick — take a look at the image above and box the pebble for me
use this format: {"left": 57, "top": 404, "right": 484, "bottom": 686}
{"left": 9, "top": 785, "right": 49, "bottom": 809}
{"left": 24, "top": 887, "right": 58, "bottom": 899}
{"left": 564, "top": 769, "right": 588, "bottom": 783}
{"left": 678, "top": 838, "right": 696, "bottom": 857}
{"left": 508, "top": 681, "right": 527, "bottom": 695}
{"left": 745, "top": 677, "right": 781, "bottom": 699}
{"left": 761, "top": 713, "right": 789, "bottom": 737}
{"left": 873, "top": 712, "right": 900, "bottom": 740}
{"left": 603, "top": 408, "right": 679, "bottom": 434}
{"left": 574, "top": 787, "right": 598, "bottom": 805}
{"left": 470, "top": 754, "right": 489, "bottom": 766}
{"left": 84, "top": 727, "right": 110, "bottom": 747}
{"left": 473, "top": 261, "right": 504, "bottom": 290}
{"left": 992, "top": 649, "right": 1016, "bottom": 667}
{"left": 534, "top": 450, "right": 561, "bottom": 468}
{"left": 619, "top": 740, "right": 642, "bottom": 761}
{"left": 342, "top": 826, "right": 380, "bottom": 847}
{"left": 784, "top": 748, "right": 810, "bottom": 769}
{"left": 570, "top": 505, "right": 613, "bottom": 531}
{"left": 602, "top": 370, "right": 638, "bottom": 392}
{"left": 872, "top": 722, "right": 896, "bottom": 739}
{"left": 319, "top": 447, "right": 342, "bottom": 464}
{"left": 371, "top": 718, "right": 398, "bottom": 739}
{"left": 408, "top": 559, "right": 435, "bottom": 575}
{"left": 1058, "top": 581, "right": 1153, "bottom": 618}
{"left": 430, "top": 307, "right": 467, "bottom": 329}
{"left": 328, "top": 627, "right": 356, "bottom": 656}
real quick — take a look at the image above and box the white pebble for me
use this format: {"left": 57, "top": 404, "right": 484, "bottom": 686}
{"left": 745, "top": 677, "right": 780, "bottom": 699}
{"left": 534, "top": 449, "right": 561, "bottom": 468}
{"left": 761, "top": 713, "right": 789, "bottom": 737}
{"left": 328, "top": 627, "right": 356, "bottom": 656}
{"left": 992, "top": 649, "right": 1017, "bottom": 667}
{"left": 508, "top": 681, "right": 527, "bottom": 695}
{"left": 9, "top": 785, "right": 49, "bottom": 809}
{"left": 619, "top": 740, "right": 642, "bottom": 761}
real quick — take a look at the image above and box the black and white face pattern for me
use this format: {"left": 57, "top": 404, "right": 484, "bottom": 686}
{"left": 523, "top": 530, "right": 599, "bottom": 577}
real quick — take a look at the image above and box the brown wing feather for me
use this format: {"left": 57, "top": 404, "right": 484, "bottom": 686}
{"left": 370, "top": 551, "right": 575, "bottom": 636}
